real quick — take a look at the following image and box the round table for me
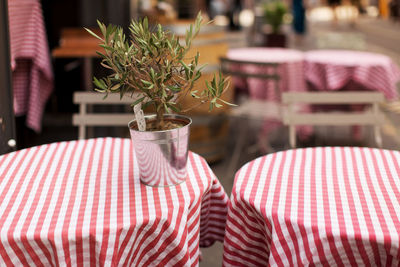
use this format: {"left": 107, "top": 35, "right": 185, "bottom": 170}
{"left": 227, "top": 48, "right": 306, "bottom": 100}
{"left": 0, "top": 138, "right": 228, "bottom": 266}
{"left": 304, "top": 50, "right": 400, "bottom": 99}
{"left": 223, "top": 147, "right": 400, "bottom": 266}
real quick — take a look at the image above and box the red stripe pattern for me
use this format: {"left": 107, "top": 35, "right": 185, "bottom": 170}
{"left": 227, "top": 48, "right": 307, "bottom": 101}
{"left": 227, "top": 48, "right": 312, "bottom": 140}
{"left": 223, "top": 147, "right": 400, "bottom": 266}
{"left": 0, "top": 138, "right": 228, "bottom": 266}
{"left": 8, "top": 0, "right": 53, "bottom": 132}
{"left": 305, "top": 50, "right": 400, "bottom": 99}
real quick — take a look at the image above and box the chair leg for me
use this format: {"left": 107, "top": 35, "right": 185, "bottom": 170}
{"left": 289, "top": 125, "right": 296, "bottom": 148}
{"left": 374, "top": 125, "right": 382, "bottom": 148}
{"left": 226, "top": 118, "right": 248, "bottom": 178}
{"left": 79, "top": 125, "right": 85, "bottom": 139}
{"left": 256, "top": 132, "right": 274, "bottom": 154}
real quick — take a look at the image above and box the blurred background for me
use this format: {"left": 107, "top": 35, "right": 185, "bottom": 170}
{"left": 9, "top": 0, "right": 400, "bottom": 149}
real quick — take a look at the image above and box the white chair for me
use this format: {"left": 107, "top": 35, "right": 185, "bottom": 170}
{"left": 72, "top": 92, "right": 140, "bottom": 139}
{"left": 220, "top": 57, "right": 282, "bottom": 175}
{"left": 315, "top": 31, "right": 366, "bottom": 50}
{"left": 379, "top": 101, "right": 400, "bottom": 145}
{"left": 282, "top": 91, "right": 385, "bottom": 148}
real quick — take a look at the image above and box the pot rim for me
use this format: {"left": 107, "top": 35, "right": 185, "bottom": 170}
{"left": 128, "top": 114, "right": 192, "bottom": 133}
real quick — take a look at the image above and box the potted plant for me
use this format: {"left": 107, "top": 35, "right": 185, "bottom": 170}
{"left": 86, "top": 13, "right": 231, "bottom": 186}
{"left": 262, "top": 1, "right": 287, "bottom": 47}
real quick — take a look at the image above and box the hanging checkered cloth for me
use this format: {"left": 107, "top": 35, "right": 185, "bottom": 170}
{"left": 0, "top": 138, "right": 228, "bottom": 266}
{"left": 224, "top": 147, "right": 400, "bottom": 266}
{"left": 8, "top": 0, "right": 53, "bottom": 132}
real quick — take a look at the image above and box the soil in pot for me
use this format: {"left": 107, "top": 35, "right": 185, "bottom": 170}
{"left": 129, "top": 117, "right": 188, "bottom": 131}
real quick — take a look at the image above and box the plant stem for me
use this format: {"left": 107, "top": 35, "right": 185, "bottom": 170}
{"left": 156, "top": 104, "right": 165, "bottom": 130}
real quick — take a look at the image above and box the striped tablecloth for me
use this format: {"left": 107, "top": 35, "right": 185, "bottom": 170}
{"left": 304, "top": 50, "right": 400, "bottom": 100}
{"left": 227, "top": 48, "right": 311, "bottom": 140}
{"left": 0, "top": 138, "right": 228, "bottom": 266}
{"left": 8, "top": 0, "right": 53, "bottom": 132}
{"left": 223, "top": 147, "right": 400, "bottom": 266}
{"left": 227, "top": 48, "right": 306, "bottom": 101}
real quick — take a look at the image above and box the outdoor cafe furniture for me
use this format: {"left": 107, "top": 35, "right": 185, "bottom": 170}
{"left": 0, "top": 138, "right": 228, "bottom": 266}
{"left": 227, "top": 48, "right": 307, "bottom": 100}
{"left": 305, "top": 50, "right": 400, "bottom": 141}
{"left": 8, "top": 0, "right": 53, "bottom": 132}
{"left": 304, "top": 50, "right": 400, "bottom": 99}
{"left": 225, "top": 48, "right": 312, "bottom": 149}
{"left": 223, "top": 147, "right": 400, "bottom": 266}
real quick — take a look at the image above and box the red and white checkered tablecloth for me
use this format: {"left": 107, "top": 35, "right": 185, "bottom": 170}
{"left": 0, "top": 138, "right": 228, "bottom": 266}
{"left": 223, "top": 147, "right": 400, "bottom": 266}
{"left": 305, "top": 50, "right": 400, "bottom": 100}
{"left": 8, "top": 0, "right": 53, "bottom": 132}
{"left": 227, "top": 48, "right": 307, "bottom": 101}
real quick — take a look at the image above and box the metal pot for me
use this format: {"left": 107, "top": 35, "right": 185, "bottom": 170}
{"left": 128, "top": 114, "right": 191, "bottom": 187}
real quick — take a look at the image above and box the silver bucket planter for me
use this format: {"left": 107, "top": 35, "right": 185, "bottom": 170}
{"left": 128, "top": 114, "right": 192, "bottom": 187}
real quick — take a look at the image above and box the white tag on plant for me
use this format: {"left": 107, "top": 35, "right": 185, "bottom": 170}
{"left": 133, "top": 103, "right": 146, "bottom": 131}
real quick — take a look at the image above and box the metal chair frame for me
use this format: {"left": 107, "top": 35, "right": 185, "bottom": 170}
{"left": 220, "top": 57, "right": 283, "bottom": 176}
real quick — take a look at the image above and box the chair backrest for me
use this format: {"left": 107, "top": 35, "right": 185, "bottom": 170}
{"left": 72, "top": 92, "right": 140, "bottom": 139}
{"left": 282, "top": 91, "right": 385, "bottom": 148}
{"left": 315, "top": 31, "right": 366, "bottom": 50}
{"left": 220, "top": 57, "right": 281, "bottom": 98}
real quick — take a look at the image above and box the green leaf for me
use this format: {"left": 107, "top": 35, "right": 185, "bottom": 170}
{"left": 220, "top": 98, "right": 237, "bottom": 106}
{"left": 209, "top": 102, "right": 214, "bottom": 111}
{"left": 96, "top": 51, "right": 107, "bottom": 58}
{"left": 99, "top": 44, "right": 113, "bottom": 51}
{"left": 100, "top": 62, "right": 112, "bottom": 70}
{"left": 111, "top": 84, "right": 121, "bottom": 91}
{"left": 130, "top": 96, "right": 145, "bottom": 107}
{"left": 167, "top": 103, "right": 180, "bottom": 113}
{"left": 180, "top": 60, "right": 189, "bottom": 70}
{"left": 141, "top": 80, "right": 153, "bottom": 86}
{"left": 195, "top": 52, "right": 199, "bottom": 65}
{"left": 99, "top": 79, "right": 108, "bottom": 90}
{"left": 167, "top": 85, "right": 181, "bottom": 92}
{"left": 94, "top": 88, "right": 106, "bottom": 93}
{"left": 163, "top": 103, "right": 169, "bottom": 113}
{"left": 93, "top": 77, "right": 106, "bottom": 90}
{"left": 143, "top": 17, "right": 148, "bottom": 31}
{"left": 150, "top": 68, "right": 156, "bottom": 80}
{"left": 205, "top": 81, "right": 213, "bottom": 92}
{"left": 97, "top": 20, "right": 107, "bottom": 37}
{"left": 193, "top": 71, "right": 201, "bottom": 82}
{"left": 85, "top": 28, "right": 102, "bottom": 40}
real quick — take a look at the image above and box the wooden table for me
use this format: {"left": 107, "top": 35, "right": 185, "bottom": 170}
{"left": 52, "top": 28, "right": 102, "bottom": 92}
